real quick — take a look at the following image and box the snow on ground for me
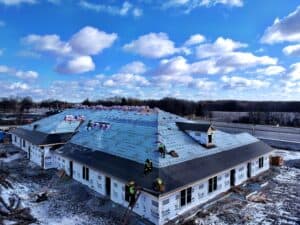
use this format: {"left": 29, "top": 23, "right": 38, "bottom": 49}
{"left": 0, "top": 144, "right": 151, "bottom": 225}
{"left": 183, "top": 150, "right": 300, "bottom": 225}
{"left": 1, "top": 144, "right": 300, "bottom": 225}
{"left": 272, "top": 149, "right": 300, "bottom": 161}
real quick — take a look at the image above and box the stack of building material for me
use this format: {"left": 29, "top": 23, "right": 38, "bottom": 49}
{"left": 270, "top": 156, "right": 283, "bottom": 166}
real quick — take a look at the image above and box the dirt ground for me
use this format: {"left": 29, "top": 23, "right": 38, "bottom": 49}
{"left": 0, "top": 144, "right": 299, "bottom": 225}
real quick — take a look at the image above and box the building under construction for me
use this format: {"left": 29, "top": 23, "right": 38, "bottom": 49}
{"left": 10, "top": 106, "right": 273, "bottom": 225}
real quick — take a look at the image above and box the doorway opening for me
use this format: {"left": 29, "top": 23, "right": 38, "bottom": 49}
{"left": 247, "top": 162, "right": 252, "bottom": 178}
{"left": 230, "top": 169, "right": 235, "bottom": 186}
{"left": 105, "top": 176, "right": 111, "bottom": 197}
{"left": 69, "top": 161, "right": 73, "bottom": 178}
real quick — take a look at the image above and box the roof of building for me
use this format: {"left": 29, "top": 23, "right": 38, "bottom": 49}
{"left": 12, "top": 107, "right": 263, "bottom": 167}
{"left": 11, "top": 127, "right": 73, "bottom": 146}
{"left": 176, "top": 122, "right": 213, "bottom": 132}
{"left": 47, "top": 108, "right": 258, "bottom": 168}
{"left": 57, "top": 140, "right": 273, "bottom": 196}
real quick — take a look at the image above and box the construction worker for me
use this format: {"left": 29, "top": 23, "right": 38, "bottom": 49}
{"left": 158, "top": 143, "right": 166, "bottom": 158}
{"left": 87, "top": 120, "right": 93, "bottom": 131}
{"left": 153, "top": 178, "right": 165, "bottom": 192}
{"left": 128, "top": 181, "right": 136, "bottom": 207}
{"left": 144, "top": 159, "right": 153, "bottom": 175}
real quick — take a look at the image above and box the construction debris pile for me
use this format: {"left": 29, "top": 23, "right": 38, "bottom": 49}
{"left": 75, "top": 104, "right": 157, "bottom": 114}
{"left": 0, "top": 168, "right": 36, "bottom": 225}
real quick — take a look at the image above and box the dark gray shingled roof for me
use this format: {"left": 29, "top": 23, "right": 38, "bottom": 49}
{"left": 10, "top": 128, "right": 73, "bottom": 146}
{"left": 58, "top": 140, "right": 273, "bottom": 196}
{"left": 176, "top": 122, "right": 213, "bottom": 132}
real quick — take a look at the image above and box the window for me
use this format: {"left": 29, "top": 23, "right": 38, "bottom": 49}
{"left": 151, "top": 200, "right": 158, "bottom": 207}
{"left": 22, "top": 139, "right": 26, "bottom": 147}
{"left": 259, "top": 157, "right": 264, "bottom": 168}
{"left": 180, "top": 187, "right": 192, "bottom": 207}
{"left": 208, "top": 134, "right": 212, "bottom": 143}
{"left": 208, "top": 176, "right": 217, "bottom": 193}
{"left": 162, "top": 199, "right": 169, "bottom": 205}
{"left": 14, "top": 136, "right": 17, "bottom": 142}
{"left": 82, "top": 166, "right": 89, "bottom": 181}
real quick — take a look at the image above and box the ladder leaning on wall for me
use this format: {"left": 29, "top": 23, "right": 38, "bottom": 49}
{"left": 122, "top": 189, "right": 142, "bottom": 225}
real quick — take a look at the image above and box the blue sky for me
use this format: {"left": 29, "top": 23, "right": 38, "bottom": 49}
{"left": 0, "top": 0, "right": 300, "bottom": 102}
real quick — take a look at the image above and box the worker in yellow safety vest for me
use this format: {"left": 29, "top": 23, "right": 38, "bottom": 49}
{"left": 158, "top": 143, "right": 166, "bottom": 158}
{"left": 128, "top": 181, "right": 136, "bottom": 207}
{"left": 153, "top": 178, "right": 165, "bottom": 192}
{"left": 144, "top": 159, "right": 153, "bottom": 175}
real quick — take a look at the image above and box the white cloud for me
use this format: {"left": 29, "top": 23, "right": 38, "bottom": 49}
{"left": 120, "top": 61, "right": 147, "bottom": 74}
{"left": 0, "top": 65, "right": 39, "bottom": 79}
{"left": 79, "top": 0, "right": 142, "bottom": 17}
{"left": 55, "top": 56, "right": 95, "bottom": 74}
{"left": 17, "top": 50, "right": 41, "bottom": 58}
{"left": 282, "top": 80, "right": 300, "bottom": 95}
{"left": 190, "top": 59, "right": 221, "bottom": 75}
{"left": 163, "top": 0, "right": 243, "bottom": 12}
{"left": 196, "top": 37, "right": 247, "bottom": 58}
{"left": 22, "top": 26, "right": 117, "bottom": 74}
{"left": 221, "top": 75, "right": 270, "bottom": 89}
{"left": 184, "top": 34, "right": 206, "bottom": 46}
{"left": 255, "top": 66, "right": 286, "bottom": 76}
{"left": 123, "top": 32, "right": 180, "bottom": 58}
{"left": 283, "top": 44, "right": 300, "bottom": 56}
{"left": 22, "top": 34, "right": 72, "bottom": 56}
{"left": 156, "top": 56, "right": 190, "bottom": 76}
{"left": 215, "top": 52, "right": 277, "bottom": 69}
{"left": 102, "top": 73, "right": 150, "bottom": 87}
{"left": 193, "top": 37, "right": 277, "bottom": 72}
{"left": 132, "top": 8, "right": 143, "bottom": 17}
{"left": 15, "top": 70, "right": 38, "bottom": 79}
{"left": 0, "top": 65, "right": 10, "bottom": 73}
{"left": 261, "top": 6, "right": 300, "bottom": 44}
{"left": 8, "top": 82, "right": 29, "bottom": 90}
{"left": 0, "top": 20, "right": 5, "bottom": 27}
{"left": 70, "top": 26, "right": 117, "bottom": 56}
{"left": 200, "top": 0, "right": 243, "bottom": 7}
{"left": 189, "top": 78, "right": 216, "bottom": 90}
{"left": 152, "top": 56, "right": 217, "bottom": 87}
{"left": 0, "top": 0, "right": 36, "bottom": 6}
{"left": 23, "top": 27, "right": 117, "bottom": 57}
{"left": 288, "top": 63, "right": 300, "bottom": 80}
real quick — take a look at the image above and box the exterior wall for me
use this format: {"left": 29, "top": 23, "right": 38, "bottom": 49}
{"left": 235, "top": 164, "right": 248, "bottom": 186}
{"left": 43, "top": 147, "right": 56, "bottom": 169}
{"left": 30, "top": 145, "right": 43, "bottom": 166}
{"left": 56, "top": 157, "right": 160, "bottom": 225}
{"left": 158, "top": 154, "right": 270, "bottom": 224}
{"left": 12, "top": 134, "right": 21, "bottom": 148}
{"left": 11, "top": 134, "right": 54, "bottom": 169}
{"left": 10, "top": 134, "right": 271, "bottom": 225}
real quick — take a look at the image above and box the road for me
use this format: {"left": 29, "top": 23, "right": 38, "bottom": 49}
{"left": 199, "top": 121, "right": 300, "bottom": 151}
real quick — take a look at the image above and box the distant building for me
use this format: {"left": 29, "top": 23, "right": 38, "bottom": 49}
{"left": 11, "top": 106, "right": 273, "bottom": 225}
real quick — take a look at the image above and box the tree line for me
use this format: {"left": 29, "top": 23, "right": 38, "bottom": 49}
{"left": 1, "top": 97, "right": 300, "bottom": 114}
{"left": 1, "top": 97, "right": 300, "bottom": 127}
